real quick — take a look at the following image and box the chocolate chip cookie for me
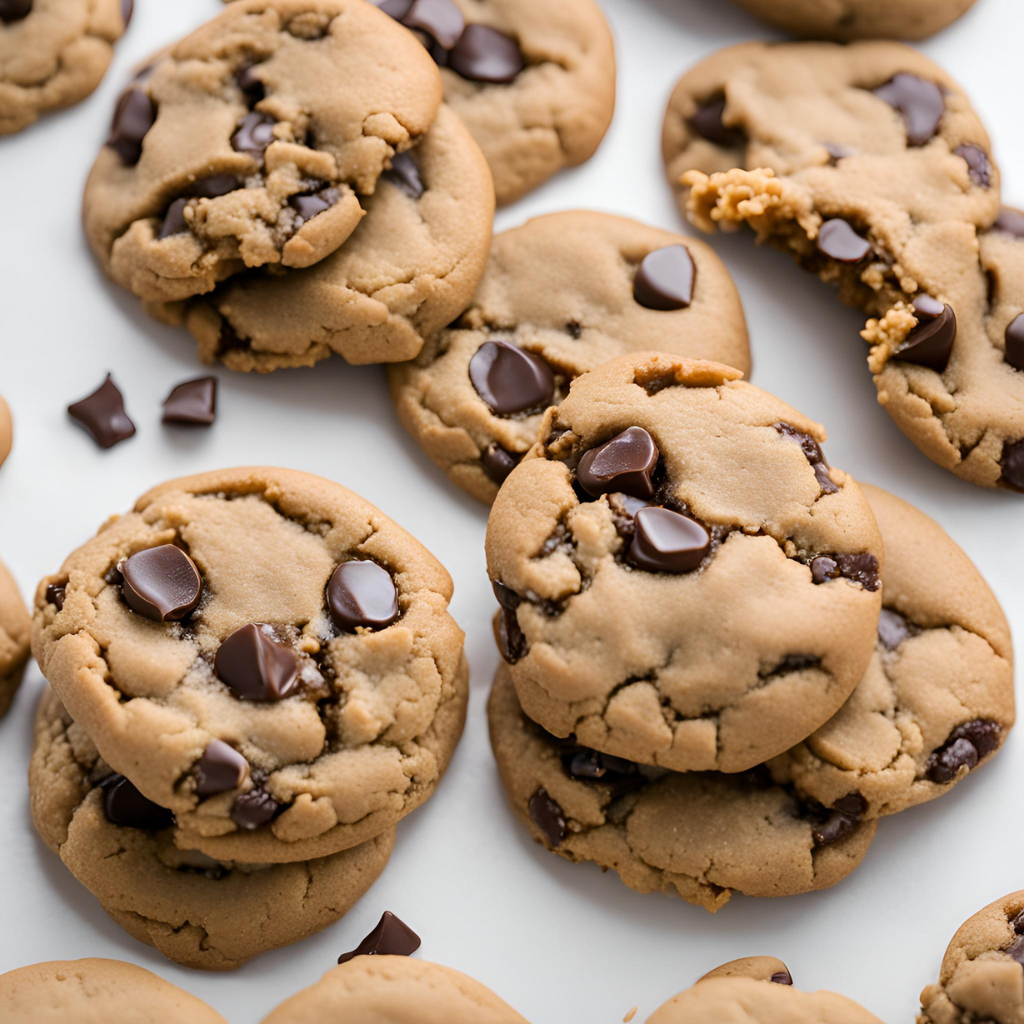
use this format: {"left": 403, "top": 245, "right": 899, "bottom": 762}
{"left": 0, "top": 394, "right": 11, "bottom": 467}
{"left": 83, "top": 0, "right": 443, "bottom": 305}
{"left": 388, "top": 210, "right": 751, "bottom": 504}
{"left": 771, "top": 484, "right": 1014, "bottom": 819}
{"left": 0, "top": 557, "right": 30, "bottom": 720}
{"left": 919, "top": 891, "right": 1024, "bottom": 1024}
{"left": 32, "top": 467, "right": 468, "bottom": 863}
{"left": 30, "top": 688, "right": 395, "bottom": 970}
{"left": 0, "top": 958, "right": 226, "bottom": 1024}
{"left": 159, "top": 103, "right": 494, "bottom": 372}
{"left": 0, "top": 0, "right": 132, "bottom": 135}
{"left": 486, "top": 351, "right": 883, "bottom": 773}
{"left": 489, "top": 663, "right": 877, "bottom": 911}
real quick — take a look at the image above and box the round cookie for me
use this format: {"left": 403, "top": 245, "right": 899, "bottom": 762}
{"left": 0, "top": 557, "right": 31, "bottom": 720}
{"left": 771, "top": 484, "right": 1014, "bottom": 820}
{"left": 32, "top": 467, "right": 468, "bottom": 863}
{"left": 0, "top": 394, "right": 11, "bottom": 467}
{"left": 262, "top": 957, "right": 528, "bottom": 1023}
{"left": 0, "top": 958, "right": 226, "bottom": 1024}
{"left": 388, "top": 210, "right": 751, "bottom": 504}
{"left": 919, "top": 892, "right": 1024, "bottom": 1024}
{"left": 159, "top": 104, "right": 495, "bottom": 372}
{"left": 725, "top": 0, "right": 978, "bottom": 41}
{"left": 30, "top": 688, "right": 395, "bottom": 971}
{"left": 83, "top": 0, "right": 443, "bottom": 305}
{"left": 488, "top": 663, "right": 877, "bottom": 912}
{"left": 485, "top": 351, "right": 883, "bottom": 773}
{"left": 0, "top": 0, "right": 132, "bottom": 136}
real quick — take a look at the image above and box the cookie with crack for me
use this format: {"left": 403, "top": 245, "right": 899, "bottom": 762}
{"left": 32, "top": 467, "right": 468, "bottom": 863}
{"left": 489, "top": 664, "right": 877, "bottom": 912}
{"left": 485, "top": 351, "right": 883, "bottom": 773}
{"left": 770, "top": 484, "right": 1014, "bottom": 820}
{"left": 0, "top": 557, "right": 30, "bottom": 720}
{"left": 30, "top": 688, "right": 395, "bottom": 970}
{"left": 388, "top": 210, "right": 751, "bottom": 504}
{"left": 262, "top": 956, "right": 528, "bottom": 1023}
{"left": 157, "top": 103, "right": 494, "bottom": 372}
{"left": 83, "top": 0, "right": 443, "bottom": 306}
{"left": 919, "top": 891, "right": 1024, "bottom": 1024}
{"left": 0, "top": 0, "right": 133, "bottom": 136}
{"left": 0, "top": 958, "right": 226, "bottom": 1024}
{"left": 0, "top": 394, "right": 10, "bottom": 467}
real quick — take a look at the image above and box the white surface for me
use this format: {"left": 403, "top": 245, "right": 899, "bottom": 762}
{"left": 0, "top": 0, "right": 1020, "bottom": 1020}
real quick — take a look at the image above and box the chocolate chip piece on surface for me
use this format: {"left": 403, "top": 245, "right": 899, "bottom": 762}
{"left": 327, "top": 561, "right": 400, "bottom": 633}
{"left": 119, "top": 545, "right": 202, "bottom": 622}
{"left": 231, "top": 788, "right": 279, "bottom": 830}
{"left": 67, "top": 375, "right": 136, "bottom": 449}
{"left": 162, "top": 377, "right": 217, "bottom": 426}
{"left": 528, "top": 787, "right": 567, "bottom": 846}
{"left": 877, "top": 608, "right": 914, "bottom": 650}
{"left": 45, "top": 583, "right": 66, "bottom": 612}
{"left": 158, "top": 199, "right": 189, "bottom": 240}
{"left": 816, "top": 219, "right": 871, "bottom": 262}
{"left": 481, "top": 444, "right": 518, "bottom": 486}
{"left": 994, "top": 207, "right": 1024, "bottom": 238}
{"left": 447, "top": 24, "right": 524, "bottom": 84}
{"left": 290, "top": 187, "right": 341, "bottom": 226}
{"left": 633, "top": 245, "right": 696, "bottom": 310}
{"left": 691, "top": 96, "right": 744, "bottom": 147}
{"left": 629, "top": 507, "right": 711, "bottom": 574}
{"left": 1001, "top": 439, "right": 1024, "bottom": 490}
{"left": 896, "top": 296, "right": 956, "bottom": 372}
{"left": 102, "top": 774, "right": 174, "bottom": 831}
{"left": 469, "top": 341, "right": 555, "bottom": 416}
{"left": 337, "top": 912, "right": 422, "bottom": 965}
{"left": 872, "top": 73, "right": 945, "bottom": 146}
{"left": 231, "top": 112, "right": 277, "bottom": 159}
{"left": 1004, "top": 315, "right": 1024, "bottom": 372}
{"left": 383, "top": 151, "right": 425, "bottom": 199}
{"left": 954, "top": 144, "right": 991, "bottom": 187}
{"left": 402, "top": 0, "right": 465, "bottom": 49}
{"left": 577, "top": 427, "right": 660, "bottom": 500}
{"left": 107, "top": 87, "right": 155, "bottom": 165}
{"left": 215, "top": 624, "right": 300, "bottom": 701}
{"left": 0, "top": 0, "right": 33, "bottom": 23}
{"left": 776, "top": 423, "right": 838, "bottom": 494}
{"left": 195, "top": 740, "right": 249, "bottom": 797}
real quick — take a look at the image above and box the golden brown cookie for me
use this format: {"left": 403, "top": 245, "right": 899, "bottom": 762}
{"left": 0, "top": 394, "right": 11, "bottom": 467}
{"left": 0, "top": 556, "right": 30, "bottom": 720}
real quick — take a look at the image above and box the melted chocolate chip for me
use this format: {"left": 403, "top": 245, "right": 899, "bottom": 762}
{"left": 375, "top": 0, "right": 414, "bottom": 15}
{"left": 469, "top": 341, "right": 555, "bottom": 416}
{"left": 1006, "top": 934, "right": 1024, "bottom": 967}
{"left": 497, "top": 607, "right": 526, "bottom": 664}
{"left": 955, "top": 144, "right": 991, "bottom": 187}
{"left": 68, "top": 375, "right": 136, "bottom": 449}
{"left": 926, "top": 720, "right": 1001, "bottom": 783}
{"left": 776, "top": 423, "right": 838, "bottom": 494}
{"left": 215, "top": 624, "right": 300, "bottom": 701}
{"left": 810, "top": 553, "right": 881, "bottom": 591}
{"left": 121, "top": 0, "right": 132, "bottom": 26}
{"left": 402, "top": 0, "right": 464, "bottom": 49}
{"left": 577, "top": 427, "right": 659, "bottom": 500}
{"left": 872, "top": 74, "right": 945, "bottom": 147}
{"left": 877, "top": 608, "right": 915, "bottom": 651}
{"left": 896, "top": 295, "right": 956, "bottom": 372}
{"left": 231, "top": 788, "right": 279, "bottom": 830}
{"left": 1004, "top": 315, "right": 1024, "bottom": 372}
{"left": 528, "top": 787, "right": 567, "bottom": 846}
{"left": 102, "top": 775, "right": 174, "bottom": 830}
{"left": 691, "top": 96, "right": 745, "bottom": 148}
{"left": 811, "top": 807, "right": 859, "bottom": 847}
{"left": 119, "top": 545, "right": 202, "bottom": 622}
{"left": 633, "top": 246, "right": 696, "bottom": 311}
{"left": 771, "top": 970, "right": 794, "bottom": 986}
{"left": 46, "top": 583, "right": 67, "bottom": 611}
{"left": 630, "top": 507, "right": 711, "bottom": 574}
{"left": 492, "top": 579, "right": 520, "bottom": 611}
{"left": 107, "top": 87, "right": 155, "bottom": 165}
{"left": 327, "top": 561, "right": 400, "bottom": 633}
{"left": 994, "top": 207, "right": 1024, "bottom": 238}
{"left": 816, "top": 219, "right": 872, "bottom": 263}
{"left": 1001, "top": 438, "right": 1024, "bottom": 490}
{"left": 337, "top": 912, "right": 421, "bottom": 965}
{"left": 231, "top": 112, "right": 277, "bottom": 159}
{"left": 158, "top": 199, "right": 189, "bottom": 239}
{"left": 448, "top": 24, "right": 524, "bottom": 84}
{"left": 0, "top": 0, "right": 32, "bottom": 22}
{"left": 188, "top": 174, "right": 241, "bottom": 199}
{"left": 481, "top": 443, "right": 518, "bottom": 485}
{"left": 833, "top": 792, "right": 868, "bottom": 817}
{"left": 162, "top": 377, "right": 217, "bottom": 426}
{"left": 236, "top": 63, "right": 265, "bottom": 102}
{"left": 383, "top": 151, "right": 425, "bottom": 199}
{"left": 195, "top": 740, "right": 249, "bottom": 797}
{"left": 290, "top": 187, "right": 341, "bottom": 226}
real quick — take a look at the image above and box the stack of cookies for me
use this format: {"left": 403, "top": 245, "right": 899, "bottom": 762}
{"left": 27, "top": 467, "right": 468, "bottom": 969}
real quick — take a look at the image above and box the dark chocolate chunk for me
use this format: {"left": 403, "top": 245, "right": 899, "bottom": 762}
{"left": 812, "top": 807, "right": 859, "bottom": 847}
{"left": 497, "top": 607, "right": 526, "bottom": 664}
{"left": 994, "top": 207, "right": 1024, "bottom": 238}
{"left": 290, "top": 187, "right": 341, "bottom": 226}
{"left": 1004, "top": 315, "right": 1024, "bottom": 372}
{"left": 187, "top": 174, "right": 240, "bottom": 199}
{"left": 954, "top": 144, "right": 991, "bottom": 187}
{"left": 231, "top": 112, "right": 277, "bottom": 159}
{"left": 776, "top": 422, "right": 838, "bottom": 494}
{"left": 67, "top": 375, "right": 136, "bottom": 449}
{"left": 811, "top": 555, "right": 838, "bottom": 584}
{"left": 633, "top": 246, "right": 696, "bottom": 311}
{"left": 577, "top": 427, "right": 660, "bottom": 500}
{"left": 0, "top": 0, "right": 33, "bottom": 22}
{"left": 691, "top": 96, "right": 744, "bottom": 148}
{"left": 896, "top": 295, "right": 956, "bottom": 372}
{"left": 107, "top": 86, "right": 155, "bottom": 165}
{"left": 215, "top": 624, "right": 300, "bottom": 701}
{"left": 158, "top": 199, "right": 189, "bottom": 239}
{"left": 528, "top": 787, "right": 567, "bottom": 846}
{"left": 1001, "top": 438, "right": 1024, "bottom": 491}
{"left": 1006, "top": 935, "right": 1024, "bottom": 967}
{"left": 402, "top": 0, "right": 464, "bottom": 49}
{"left": 872, "top": 73, "right": 945, "bottom": 146}
{"left": 816, "top": 219, "right": 872, "bottom": 263}
{"left": 119, "top": 545, "right": 202, "bottom": 622}
{"left": 337, "top": 912, "right": 421, "bottom": 965}
{"left": 195, "top": 740, "right": 249, "bottom": 797}
{"left": 491, "top": 579, "right": 520, "bottom": 611}
{"left": 102, "top": 774, "right": 174, "bottom": 831}
{"left": 374, "top": 0, "right": 414, "bottom": 17}
{"left": 1012, "top": 910, "right": 1024, "bottom": 934}
{"left": 629, "top": 507, "right": 711, "bottom": 574}
{"left": 383, "top": 151, "right": 425, "bottom": 199}
{"left": 926, "top": 721, "right": 1000, "bottom": 783}
{"left": 469, "top": 341, "right": 555, "bottom": 416}
{"left": 481, "top": 443, "right": 518, "bottom": 485}
{"left": 952, "top": 719, "right": 1002, "bottom": 758}
{"left": 162, "top": 377, "right": 217, "bottom": 426}
{"left": 327, "top": 561, "right": 400, "bottom": 633}
{"left": 447, "top": 24, "right": 524, "bottom": 84}
{"left": 46, "top": 583, "right": 67, "bottom": 612}
{"left": 833, "top": 792, "right": 868, "bottom": 817}
{"left": 121, "top": 0, "right": 133, "bottom": 26}
{"left": 811, "top": 553, "right": 880, "bottom": 591}
{"left": 877, "top": 608, "right": 914, "bottom": 651}
{"left": 236, "top": 63, "right": 265, "bottom": 101}
{"left": 231, "top": 788, "right": 279, "bottom": 830}
{"left": 771, "top": 970, "right": 794, "bottom": 986}
{"left": 566, "top": 749, "right": 637, "bottom": 783}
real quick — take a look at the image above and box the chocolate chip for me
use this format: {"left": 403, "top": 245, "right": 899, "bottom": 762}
{"left": 119, "top": 545, "right": 202, "bottom": 622}
{"left": 833, "top": 792, "right": 868, "bottom": 817}
{"left": 816, "top": 219, "right": 872, "bottom": 263}
{"left": 877, "top": 608, "right": 914, "bottom": 650}
{"left": 630, "top": 507, "right": 711, "bottom": 574}
{"left": 0, "top": 0, "right": 32, "bottom": 22}
{"left": 46, "top": 583, "right": 66, "bottom": 611}
{"left": 231, "top": 112, "right": 277, "bottom": 160}
{"left": 383, "top": 151, "right": 425, "bottom": 199}
{"left": 195, "top": 740, "right": 249, "bottom": 797}
{"left": 994, "top": 207, "right": 1024, "bottom": 238}
{"left": 231, "top": 788, "right": 279, "bottom": 830}
{"left": 121, "top": 0, "right": 132, "bottom": 26}
{"left": 771, "top": 971, "right": 793, "bottom": 986}
{"left": 215, "top": 624, "right": 300, "bottom": 701}
{"left": 102, "top": 775, "right": 174, "bottom": 831}
{"left": 955, "top": 144, "right": 991, "bottom": 187}
{"left": 107, "top": 87, "right": 155, "bottom": 165}
{"left": 188, "top": 174, "right": 240, "bottom": 199}
{"left": 67, "top": 375, "right": 136, "bottom": 449}
{"left": 290, "top": 187, "right": 341, "bottom": 226}
{"left": 469, "top": 341, "right": 555, "bottom": 416}
{"left": 566, "top": 749, "right": 637, "bottom": 783}
{"left": 481, "top": 443, "right": 518, "bottom": 485}
{"left": 1001, "top": 438, "right": 1024, "bottom": 490}
{"left": 491, "top": 579, "right": 520, "bottom": 611}
{"left": 895, "top": 295, "right": 956, "bottom": 372}
{"left": 528, "top": 788, "right": 567, "bottom": 846}
{"left": 1012, "top": 910, "right": 1024, "bottom": 934}
{"left": 1006, "top": 935, "right": 1024, "bottom": 967}
{"left": 690, "top": 96, "right": 744, "bottom": 148}
{"left": 952, "top": 719, "right": 1002, "bottom": 759}
{"left": 163, "top": 377, "right": 217, "bottom": 426}
{"left": 633, "top": 246, "right": 696, "bottom": 311}
{"left": 327, "top": 561, "right": 400, "bottom": 633}
{"left": 811, "top": 552, "right": 880, "bottom": 591}
{"left": 447, "top": 24, "right": 524, "bottom": 84}
{"left": 776, "top": 423, "right": 838, "bottom": 494}
{"left": 158, "top": 198, "right": 189, "bottom": 239}
{"left": 497, "top": 607, "right": 526, "bottom": 664}
{"left": 236, "top": 63, "right": 265, "bottom": 102}
{"left": 811, "top": 555, "right": 838, "bottom": 584}
{"left": 812, "top": 807, "right": 859, "bottom": 847}
{"left": 402, "top": 0, "right": 464, "bottom": 49}
{"left": 873, "top": 74, "right": 945, "bottom": 147}
{"left": 577, "top": 427, "right": 660, "bottom": 500}
{"left": 1004, "top": 315, "right": 1024, "bottom": 372}
{"left": 374, "top": 0, "right": 414, "bottom": 17}
{"left": 926, "top": 737, "right": 978, "bottom": 783}
{"left": 337, "top": 912, "right": 421, "bottom": 965}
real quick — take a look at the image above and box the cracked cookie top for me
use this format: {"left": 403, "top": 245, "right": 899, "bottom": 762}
{"left": 0, "top": 556, "right": 30, "bottom": 720}
{"left": 32, "top": 467, "right": 467, "bottom": 863}
{"left": 485, "top": 351, "right": 883, "bottom": 773}
{"left": 83, "top": 0, "right": 443, "bottom": 305}
{"left": 388, "top": 210, "right": 751, "bottom": 504}
{"left": 771, "top": 484, "right": 1014, "bottom": 819}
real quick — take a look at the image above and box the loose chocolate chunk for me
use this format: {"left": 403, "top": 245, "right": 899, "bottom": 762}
{"left": 119, "top": 545, "right": 202, "bottom": 622}
{"left": 448, "top": 24, "right": 524, "bottom": 84}
{"left": 691, "top": 96, "right": 745, "bottom": 148}
{"left": 327, "top": 561, "right": 400, "bottom": 633}
{"left": 877, "top": 608, "right": 914, "bottom": 650}
{"left": 102, "top": 775, "right": 174, "bottom": 831}
{"left": 994, "top": 207, "right": 1024, "bottom": 238}
{"left": 469, "top": 341, "right": 555, "bottom": 416}
{"left": 491, "top": 579, "right": 520, "bottom": 611}
{"left": 374, "top": 0, "right": 414, "bottom": 17}
{"left": 215, "top": 624, "right": 300, "bottom": 701}
{"left": 528, "top": 787, "right": 567, "bottom": 846}
{"left": 162, "top": 377, "right": 217, "bottom": 426}
{"left": 633, "top": 246, "right": 696, "bottom": 311}
{"left": 577, "top": 427, "right": 660, "bottom": 500}
{"left": 1004, "top": 315, "right": 1024, "bottom": 372}
{"left": 872, "top": 73, "right": 945, "bottom": 147}
{"left": 231, "top": 112, "right": 277, "bottom": 159}
{"left": 1001, "top": 438, "right": 1024, "bottom": 490}
{"left": 290, "top": 187, "right": 341, "bottom": 226}
{"left": 816, "top": 219, "right": 872, "bottom": 263}
{"left": 67, "top": 375, "right": 136, "bottom": 449}
{"left": 45, "top": 583, "right": 66, "bottom": 611}
{"left": 195, "top": 740, "right": 249, "bottom": 797}
{"left": 107, "top": 86, "right": 155, "bottom": 165}
{"left": 121, "top": 0, "right": 132, "bottom": 25}
{"left": 481, "top": 443, "right": 518, "bottom": 485}
{"left": 0, "top": 0, "right": 33, "bottom": 22}
{"left": 497, "top": 607, "right": 526, "bottom": 664}
{"left": 954, "top": 144, "right": 991, "bottom": 187}
{"left": 158, "top": 198, "right": 189, "bottom": 240}
{"left": 236, "top": 63, "right": 265, "bottom": 101}
{"left": 383, "top": 151, "right": 425, "bottom": 200}
{"left": 337, "top": 912, "right": 422, "bottom": 965}
{"left": 776, "top": 423, "right": 838, "bottom": 494}
{"left": 771, "top": 971, "right": 794, "bottom": 986}
{"left": 402, "top": 0, "right": 464, "bottom": 49}
{"left": 812, "top": 807, "right": 858, "bottom": 847}
{"left": 630, "top": 507, "right": 711, "bottom": 574}
{"left": 231, "top": 788, "right": 279, "bottom": 830}
{"left": 896, "top": 295, "right": 956, "bottom": 372}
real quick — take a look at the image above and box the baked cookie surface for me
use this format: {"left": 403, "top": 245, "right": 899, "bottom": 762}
{"left": 0, "top": 556, "right": 30, "bottom": 719}
{"left": 0, "top": 394, "right": 11, "bottom": 467}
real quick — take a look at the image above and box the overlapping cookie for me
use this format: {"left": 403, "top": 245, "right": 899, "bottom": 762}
{"left": 0, "top": 556, "right": 30, "bottom": 720}
{"left": 389, "top": 211, "right": 751, "bottom": 503}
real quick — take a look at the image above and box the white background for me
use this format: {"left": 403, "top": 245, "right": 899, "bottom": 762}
{"left": 0, "top": 0, "right": 1020, "bottom": 1020}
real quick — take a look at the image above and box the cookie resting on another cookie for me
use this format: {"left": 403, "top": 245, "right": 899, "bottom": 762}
{"left": 0, "top": 557, "right": 31, "bottom": 720}
{"left": 388, "top": 210, "right": 751, "bottom": 504}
